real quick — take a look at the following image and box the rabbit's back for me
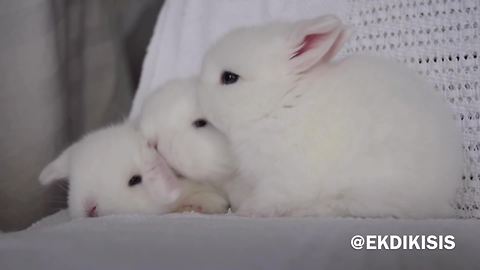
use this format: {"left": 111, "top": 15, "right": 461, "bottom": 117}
{"left": 276, "top": 55, "right": 464, "bottom": 217}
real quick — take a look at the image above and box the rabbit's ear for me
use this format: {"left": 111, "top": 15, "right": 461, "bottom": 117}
{"left": 39, "top": 146, "right": 72, "bottom": 185}
{"left": 288, "top": 15, "right": 352, "bottom": 73}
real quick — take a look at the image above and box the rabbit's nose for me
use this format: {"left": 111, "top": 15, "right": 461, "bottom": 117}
{"left": 87, "top": 205, "right": 98, "bottom": 218}
{"left": 147, "top": 140, "right": 158, "bottom": 151}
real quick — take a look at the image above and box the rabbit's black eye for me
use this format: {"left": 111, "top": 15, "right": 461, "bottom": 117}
{"left": 193, "top": 118, "right": 208, "bottom": 128}
{"left": 128, "top": 175, "right": 142, "bottom": 187}
{"left": 221, "top": 71, "right": 239, "bottom": 85}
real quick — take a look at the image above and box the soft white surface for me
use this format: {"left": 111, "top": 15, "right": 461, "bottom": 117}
{"left": 27, "top": 210, "right": 71, "bottom": 230}
{"left": 1, "top": 210, "right": 479, "bottom": 270}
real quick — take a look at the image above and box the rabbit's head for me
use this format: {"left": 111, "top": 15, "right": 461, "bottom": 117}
{"left": 139, "top": 78, "right": 235, "bottom": 184}
{"left": 198, "top": 15, "right": 351, "bottom": 133}
{"left": 39, "top": 123, "right": 181, "bottom": 218}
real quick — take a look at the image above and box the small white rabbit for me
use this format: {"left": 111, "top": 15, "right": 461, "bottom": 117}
{"left": 138, "top": 78, "right": 236, "bottom": 186}
{"left": 197, "top": 15, "right": 464, "bottom": 218}
{"left": 138, "top": 78, "right": 246, "bottom": 209}
{"left": 39, "top": 123, "right": 228, "bottom": 218}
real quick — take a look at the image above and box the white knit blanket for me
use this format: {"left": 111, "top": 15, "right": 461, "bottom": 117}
{"left": 345, "top": 0, "right": 480, "bottom": 218}
{"left": 131, "top": 0, "right": 480, "bottom": 217}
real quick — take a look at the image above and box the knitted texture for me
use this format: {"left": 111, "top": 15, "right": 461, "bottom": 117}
{"left": 344, "top": 0, "right": 479, "bottom": 217}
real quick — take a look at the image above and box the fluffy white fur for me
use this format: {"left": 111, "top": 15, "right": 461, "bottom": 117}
{"left": 39, "top": 123, "right": 228, "bottom": 218}
{"left": 138, "top": 78, "right": 236, "bottom": 186}
{"left": 197, "top": 15, "right": 464, "bottom": 218}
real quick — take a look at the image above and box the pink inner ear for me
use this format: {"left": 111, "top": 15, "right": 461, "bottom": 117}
{"left": 321, "top": 28, "right": 351, "bottom": 63}
{"left": 290, "top": 33, "right": 327, "bottom": 59}
{"left": 152, "top": 154, "right": 180, "bottom": 190}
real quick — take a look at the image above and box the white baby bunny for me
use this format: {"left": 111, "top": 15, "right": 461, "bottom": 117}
{"left": 138, "top": 78, "right": 235, "bottom": 187}
{"left": 197, "top": 15, "right": 464, "bottom": 218}
{"left": 39, "top": 123, "right": 228, "bottom": 218}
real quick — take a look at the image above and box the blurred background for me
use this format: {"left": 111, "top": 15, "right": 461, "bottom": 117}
{"left": 0, "top": 0, "right": 164, "bottom": 231}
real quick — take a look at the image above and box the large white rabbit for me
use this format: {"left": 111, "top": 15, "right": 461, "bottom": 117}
{"left": 197, "top": 15, "right": 464, "bottom": 218}
{"left": 39, "top": 123, "right": 228, "bottom": 218}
